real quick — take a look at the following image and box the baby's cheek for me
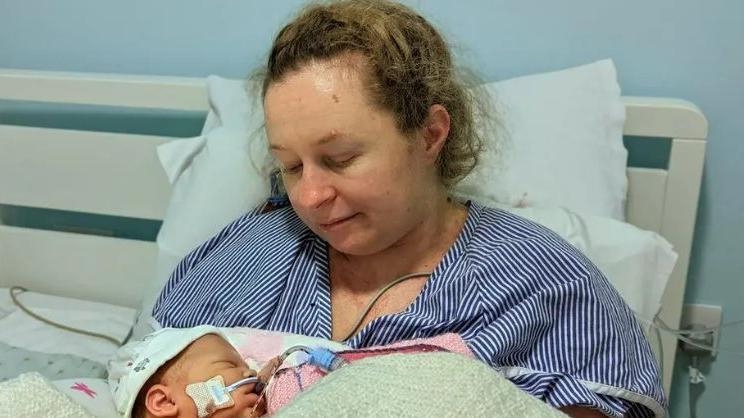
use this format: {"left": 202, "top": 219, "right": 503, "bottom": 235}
{"left": 209, "top": 392, "right": 257, "bottom": 418}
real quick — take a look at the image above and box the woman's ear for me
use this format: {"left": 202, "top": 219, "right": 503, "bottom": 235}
{"left": 420, "top": 104, "right": 451, "bottom": 161}
{"left": 145, "top": 384, "right": 178, "bottom": 417}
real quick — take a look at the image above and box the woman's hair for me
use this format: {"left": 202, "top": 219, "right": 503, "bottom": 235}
{"left": 259, "top": 0, "right": 491, "bottom": 187}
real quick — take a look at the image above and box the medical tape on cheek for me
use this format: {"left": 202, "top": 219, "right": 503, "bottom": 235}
{"left": 186, "top": 375, "right": 234, "bottom": 417}
{"left": 185, "top": 375, "right": 259, "bottom": 417}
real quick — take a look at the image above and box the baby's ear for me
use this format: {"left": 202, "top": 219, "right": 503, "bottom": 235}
{"left": 145, "top": 384, "right": 178, "bottom": 417}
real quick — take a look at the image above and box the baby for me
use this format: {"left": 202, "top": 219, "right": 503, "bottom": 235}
{"left": 108, "top": 326, "right": 267, "bottom": 418}
{"left": 108, "top": 325, "right": 472, "bottom": 418}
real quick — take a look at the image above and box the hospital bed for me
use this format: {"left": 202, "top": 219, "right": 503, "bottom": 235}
{"left": 0, "top": 68, "right": 707, "bottom": 402}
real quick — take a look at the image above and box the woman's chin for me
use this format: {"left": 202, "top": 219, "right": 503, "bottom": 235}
{"left": 325, "top": 234, "right": 383, "bottom": 256}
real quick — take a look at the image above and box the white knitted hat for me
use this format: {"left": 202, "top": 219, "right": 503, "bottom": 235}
{"left": 107, "top": 325, "right": 228, "bottom": 418}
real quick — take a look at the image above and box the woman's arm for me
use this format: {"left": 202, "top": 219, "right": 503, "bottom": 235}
{"left": 466, "top": 250, "right": 665, "bottom": 417}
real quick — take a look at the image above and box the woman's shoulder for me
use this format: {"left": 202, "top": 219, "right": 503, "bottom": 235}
{"left": 153, "top": 205, "right": 316, "bottom": 327}
{"left": 222, "top": 205, "right": 310, "bottom": 242}
{"left": 235, "top": 204, "right": 305, "bottom": 228}
{"left": 467, "top": 202, "right": 575, "bottom": 240}
{"left": 175, "top": 205, "right": 312, "bottom": 271}
{"left": 463, "top": 202, "right": 596, "bottom": 286}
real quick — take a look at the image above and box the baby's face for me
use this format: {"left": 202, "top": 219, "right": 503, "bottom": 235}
{"left": 173, "top": 334, "right": 262, "bottom": 418}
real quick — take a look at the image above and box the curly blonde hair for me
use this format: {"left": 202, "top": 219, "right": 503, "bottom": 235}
{"left": 259, "top": 0, "right": 490, "bottom": 187}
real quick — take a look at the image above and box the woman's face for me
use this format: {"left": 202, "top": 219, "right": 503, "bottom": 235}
{"left": 264, "top": 57, "right": 440, "bottom": 256}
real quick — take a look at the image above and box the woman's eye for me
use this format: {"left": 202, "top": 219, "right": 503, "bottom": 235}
{"left": 327, "top": 155, "right": 357, "bottom": 169}
{"left": 281, "top": 164, "right": 302, "bottom": 175}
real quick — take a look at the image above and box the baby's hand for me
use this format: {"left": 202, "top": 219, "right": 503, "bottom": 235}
{"left": 233, "top": 358, "right": 282, "bottom": 417}
{"left": 257, "top": 356, "right": 283, "bottom": 383}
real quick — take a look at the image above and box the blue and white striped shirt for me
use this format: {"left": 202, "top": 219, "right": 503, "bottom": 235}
{"left": 153, "top": 201, "right": 666, "bottom": 417}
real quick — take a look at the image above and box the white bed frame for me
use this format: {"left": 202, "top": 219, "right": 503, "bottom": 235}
{"left": 0, "top": 68, "right": 707, "bottom": 394}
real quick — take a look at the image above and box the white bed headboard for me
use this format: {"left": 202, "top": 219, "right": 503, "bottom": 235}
{"left": 0, "top": 69, "right": 707, "bottom": 393}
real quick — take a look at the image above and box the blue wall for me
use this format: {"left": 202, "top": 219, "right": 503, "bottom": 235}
{"left": 2, "top": 1, "right": 742, "bottom": 415}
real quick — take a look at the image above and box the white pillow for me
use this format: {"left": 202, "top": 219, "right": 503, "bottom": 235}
{"left": 133, "top": 76, "right": 270, "bottom": 339}
{"left": 455, "top": 59, "right": 628, "bottom": 220}
{"left": 497, "top": 205, "right": 677, "bottom": 324}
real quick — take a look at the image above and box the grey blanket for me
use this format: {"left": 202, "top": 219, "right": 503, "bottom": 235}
{"left": 276, "top": 352, "right": 567, "bottom": 418}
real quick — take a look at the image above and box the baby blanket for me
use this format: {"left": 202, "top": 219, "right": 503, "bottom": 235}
{"left": 0, "top": 372, "right": 94, "bottom": 417}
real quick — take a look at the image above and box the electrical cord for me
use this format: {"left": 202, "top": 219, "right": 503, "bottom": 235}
{"left": 650, "top": 317, "right": 664, "bottom": 378}
{"left": 688, "top": 354, "right": 706, "bottom": 418}
{"left": 660, "top": 319, "right": 744, "bottom": 335}
{"left": 641, "top": 315, "right": 744, "bottom": 338}
{"left": 10, "top": 281, "right": 742, "bottom": 357}
{"left": 338, "top": 272, "right": 431, "bottom": 342}
{"left": 9, "top": 286, "right": 126, "bottom": 346}
{"left": 689, "top": 377, "right": 700, "bottom": 418}
{"left": 650, "top": 316, "right": 744, "bottom": 357}
{"left": 640, "top": 313, "right": 744, "bottom": 418}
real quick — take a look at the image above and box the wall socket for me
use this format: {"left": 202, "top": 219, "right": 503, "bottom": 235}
{"left": 679, "top": 304, "right": 723, "bottom": 357}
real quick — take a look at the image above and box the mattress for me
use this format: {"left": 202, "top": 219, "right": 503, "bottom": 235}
{"left": 0, "top": 341, "right": 105, "bottom": 382}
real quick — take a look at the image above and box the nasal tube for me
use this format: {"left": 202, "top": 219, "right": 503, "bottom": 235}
{"left": 307, "top": 347, "right": 348, "bottom": 372}
{"left": 281, "top": 345, "right": 348, "bottom": 372}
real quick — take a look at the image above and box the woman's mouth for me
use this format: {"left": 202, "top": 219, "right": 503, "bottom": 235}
{"left": 319, "top": 214, "right": 358, "bottom": 230}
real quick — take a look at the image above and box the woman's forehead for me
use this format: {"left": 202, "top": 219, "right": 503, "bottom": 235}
{"left": 270, "top": 53, "right": 370, "bottom": 93}
{"left": 265, "top": 64, "right": 367, "bottom": 117}
{"left": 264, "top": 66, "right": 393, "bottom": 148}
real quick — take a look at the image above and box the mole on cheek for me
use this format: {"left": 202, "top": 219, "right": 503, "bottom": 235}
{"left": 332, "top": 94, "right": 340, "bottom": 103}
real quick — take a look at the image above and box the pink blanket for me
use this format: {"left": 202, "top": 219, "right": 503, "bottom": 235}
{"left": 266, "top": 333, "right": 473, "bottom": 414}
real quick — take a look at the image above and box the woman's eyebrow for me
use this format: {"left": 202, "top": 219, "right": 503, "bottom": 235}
{"left": 270, "top": 131, "right": 349, "bottom": 151}
{"left": 316, "top": 130, "right": 343, "bottom": 146}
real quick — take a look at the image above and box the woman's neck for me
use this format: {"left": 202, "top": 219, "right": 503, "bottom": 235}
{"left": 330, "top": 194, "right": 468, "bottom": 293}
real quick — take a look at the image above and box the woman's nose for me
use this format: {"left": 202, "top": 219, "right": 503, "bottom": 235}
{"left": 292, "top": 169, "right": 336, "bottom": 209}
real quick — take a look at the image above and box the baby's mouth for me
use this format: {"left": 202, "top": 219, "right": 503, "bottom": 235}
{"left": 253, "top": 381, "right": 265, "bottom": 394}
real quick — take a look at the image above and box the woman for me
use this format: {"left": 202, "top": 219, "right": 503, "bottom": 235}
{"left": 153, "top": 1, "right": 665, "bottom": 417}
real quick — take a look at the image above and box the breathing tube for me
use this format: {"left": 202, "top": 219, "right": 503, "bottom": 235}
{"left": 280, "top": 345, "right": 349, "bottom": 372}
